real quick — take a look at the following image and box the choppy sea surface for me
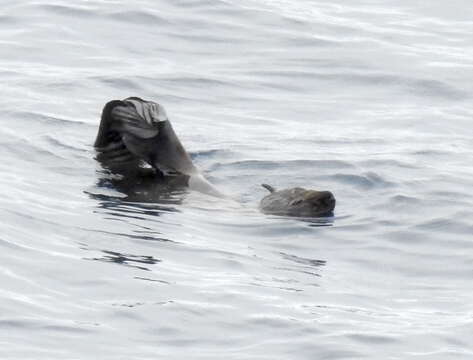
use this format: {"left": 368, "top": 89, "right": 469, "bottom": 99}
{"left": 1, "top": 1, "right": 473, "bottom": 358}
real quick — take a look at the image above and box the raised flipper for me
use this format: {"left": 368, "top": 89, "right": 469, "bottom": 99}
{"left": 94, "top": 100, "right": 143, "bottom": 171}
{"left": 110, "top": 103, "right": 159, "bottom": 139}
{"left": 95, "top": 97, "right": 226, "bottom": 198}
{"left": 95, "top": 138, "right": 137, "bottom": 164}
{"left": 94, "top": 100, "right": 126, "bottom": 148}
{"left": 261, "top": 184, "right": 276, "bottom": 193}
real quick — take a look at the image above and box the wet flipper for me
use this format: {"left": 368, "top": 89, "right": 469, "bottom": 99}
{"left": 110, "top": 104, "right": 159, "bottom": 139}
{"left": 95, "top": 139, "right": 136, "bottom": 164}
{"left": 262, "top": 184, "right": 276, "bottom": 193}
{"left": 95, "top": 100, "right": 143, "bottom": 169}
{"left": 94, "top": 100, "right": 125, "bottom": 148}
{"left": 95, "top": 97, "right": 226, "bottom": 198}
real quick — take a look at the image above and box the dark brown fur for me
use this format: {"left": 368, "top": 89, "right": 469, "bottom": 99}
{"left": 259, "top": 184, "right": 335, "bottom": 217}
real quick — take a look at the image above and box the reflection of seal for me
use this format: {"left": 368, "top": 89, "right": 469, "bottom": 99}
{"left": 95, "top": 97, "right": 225, "bottom": 198}
{"left": 259, "top": 184, "right": 335, "bottom": 217}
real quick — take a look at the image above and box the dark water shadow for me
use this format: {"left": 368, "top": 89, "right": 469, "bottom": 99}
{"left": 83, "top": 163, "right": 191, "bottom": 250}
{"left": 275, "top": 252, "right": 327, "bottom": 279}
{"left": 263, "top": 213, "right": 335, "bottom": 227}
{"left": 86, "top": 166, "right": 190, "bottom": 221}
{"left": 280, "top": 252, "right": 327, "bottom": 267}
{"left": 78, "top": 227, "right": 174, "bottom": 244}
{"left": 92, "top": 167, "right": 189, "bottom": 203}
{"left": 301, "top": 214, "right": 335, "bottom": 227}
{"left": 85, "top": 249, "right": 161, "bottom": 271}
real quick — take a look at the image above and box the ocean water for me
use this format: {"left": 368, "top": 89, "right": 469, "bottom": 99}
{"left": 1, "top": 0, "right": 473, "bottom": 358}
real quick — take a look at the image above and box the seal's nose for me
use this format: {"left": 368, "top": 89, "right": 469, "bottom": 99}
{"left": 319, "top": 191, "right": 336, "bottom": 208}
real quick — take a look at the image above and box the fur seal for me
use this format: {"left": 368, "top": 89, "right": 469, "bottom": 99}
{"left": 259, "top": 184, "right": 335, "bottom": 217}
{"left": 94, "top": 97, "right": 225, "bottom": 198}
{"left": 94, "top": 97, "right": 336, "bottom": 218}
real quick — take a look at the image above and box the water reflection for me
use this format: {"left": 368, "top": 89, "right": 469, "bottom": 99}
{"left": 303, "top": 216, "right": 335, "bottom": 227}
{"left": 275, "top": 252, "right": 327, "bottom": 279}
{"left": 91, "top": 167, "right": 188, "bottom": 204}
{"left": 78, "top": 228, "right": 174, "bottom": 243}
{"left": 87, "top": 249, "right": 161, "bottom": 271}
{"left": 280, "top": 252, "right": 327, "bottom": 267}
{"left": 134, "top": 276, "right": 170, "bottom": 284}
{"left": 86, "top": 165, "right": 191, "bottom": 225}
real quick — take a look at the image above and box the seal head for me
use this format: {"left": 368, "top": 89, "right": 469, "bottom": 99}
{"left": 259, "top": 184, "right": 335, "bottom": 217}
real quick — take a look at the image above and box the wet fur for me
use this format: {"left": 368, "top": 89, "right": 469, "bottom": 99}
{"left": 94, "top": 98, "right": 336, "bottom": 216}
{"left": 260, "top": 185, "right": 335, "bottom": 217}
{"left": 94, "top": 97, "right": 224, "bottom": 198}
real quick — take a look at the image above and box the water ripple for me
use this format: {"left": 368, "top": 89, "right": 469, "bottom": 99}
{"left": 331, "top": 172, "right": 395, "bottom": 189}
{"left": 34, "top": 4, "right": 98, "bottom": 18}
{"left": 107, "top": 10, "right": 169, "bottom": 24}
{"left": 1, "top": 0, "right": 473, "bottom": 358}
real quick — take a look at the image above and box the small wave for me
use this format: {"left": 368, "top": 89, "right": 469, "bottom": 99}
{"left": 0, "top": 15, "right": 17, "bottom": 25}
{"left": 133, "top": 277, "right": 170, "bottom": 285}
{"left": 330, "top": 172, "right": 395, "bottom": 189}
{"left": 0, "top": 140, "right": 65, "bottom": 163}
{"left": 348, "top": 333, "right": 398, "bottom": 345}
{"left": 280, "top": 252, "right": 326, "bottom": 267}
{"left": 281, "top": 35, "right": 339, "bottom": 48}
{"left": 190, "top": 148, "right": 238, "bottom": 162}
{"left": 91, "top": 76, "right": 144, "bottom": 91}
{"left": 407, "top": 78, "right": 468, "bottom": 100}
{"left": 43, "top": 135, "right": 88, "bottom": 153}
{"left": 0, "top": 237, "right": 29, "bottom": 251}
{"left": 0, "top": 318, "right": 95, "bottom": 334}
{"left": 167, "top": 29, "right": 249, "bottom": 45}
{"left": 389, "top": 194, "right": 421, "bottom": 205}
{"left": 315, "top": 138, "right": 385, "bottom": 145}
{"left": 11, "top": 111, "right": 86, "bottom": 127}
{"left": 79, "top": 227, "right": 173, "bottom": 243}
{"left": 174, "top": 0, "right": 230, "bottom": 9}
{"left": 159, "top": 75, "right": 239, "bottom": 89}
{"left": 35, "top": 4, "right": 98, "bottom": 18}
{"left": 107, "top": 10, "right": 169, "bottom": 25}
{"left": 245, "top": 70, "right": 467, "bottom": 100}
{"left": 414, "top": 218, "right": 473, "bottom": 235}
{"left": 428, "top": 190, "right": 473, "bottom": 202}
{"left": 410, "top": 149, "right": 452, "bottom": 156}
{"left": 210, "top": 159, "right": 355, "bottom": 171}
{"left": 360, "top": 159, "right": 418, "bottom": 169}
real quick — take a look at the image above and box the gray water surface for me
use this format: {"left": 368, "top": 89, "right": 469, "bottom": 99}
{"left": 1, "top": 1, "right": 473, "bottom": 359}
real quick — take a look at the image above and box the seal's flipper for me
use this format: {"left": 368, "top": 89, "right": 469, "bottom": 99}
{"left": 95, "top": 138, "right": 137, "bottom": 164}
{"left": 110, "top": 104, "right": 159, "bottom": 139}
{"left": 94, "top": 100, "right": 126, "bottom": 148}
{"left": 125, "top": 98, "right": 169, "bottom": 123}
{"left": 95, "top": 97, "right": 227, "bottom": 198}
{"left": 262, "top": 184, "right": 276, "bottom": 193}
{"left": 109, "top": 98, "right": 170, "bottom": 140}
{"left": 95, "top": 100, "right": 148, "bottom": 172}
{"left": 188, "top": 173, "right": 226, "bottom": 198}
